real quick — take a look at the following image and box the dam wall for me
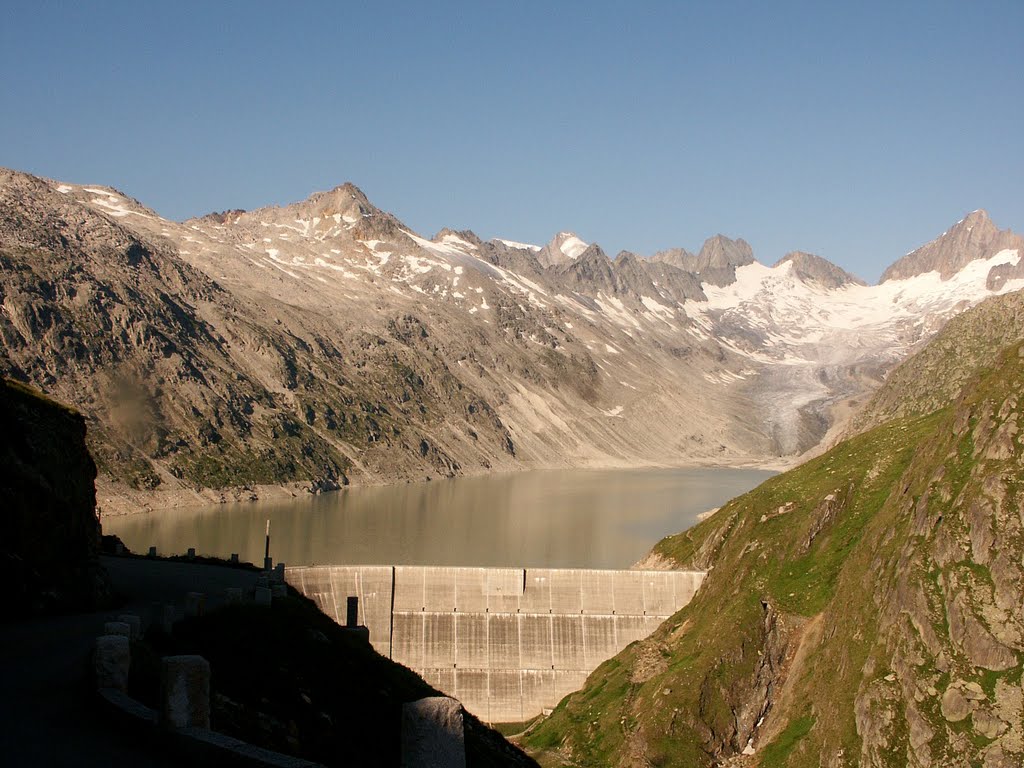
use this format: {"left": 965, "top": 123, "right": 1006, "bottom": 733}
{"left": 287, "top": 565, "right": 705, "bottom": 723}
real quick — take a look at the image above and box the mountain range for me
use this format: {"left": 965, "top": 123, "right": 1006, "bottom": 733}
{"left": 0, "top": 168, "right": 1021, "bottom": 512}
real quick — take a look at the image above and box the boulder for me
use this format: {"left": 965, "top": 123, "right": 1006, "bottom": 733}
{"left": 940, "top": 686, "right": 973, "bottom": 722}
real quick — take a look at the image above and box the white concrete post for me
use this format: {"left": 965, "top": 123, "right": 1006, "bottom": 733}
{"left": 94, "top": 635, "right": 130, "bottom": 692}
{"left": 160, "top": 655, "right": 211, "bottom": 729}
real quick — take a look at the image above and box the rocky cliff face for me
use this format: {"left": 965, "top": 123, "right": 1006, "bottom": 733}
{"left": 525, "top": 289, "right": 1024, "bottom": 767}
{"left": 1, "top": 378, "right": 110, "bottom": 615}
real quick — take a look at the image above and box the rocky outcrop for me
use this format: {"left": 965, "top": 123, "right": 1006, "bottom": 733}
{"left": 1, "top": 378, "right": 110, "bottom": 615}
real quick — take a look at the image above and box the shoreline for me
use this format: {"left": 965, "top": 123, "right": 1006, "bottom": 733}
{"left": 97, "top": 453, "right": 790, "bottom": 518}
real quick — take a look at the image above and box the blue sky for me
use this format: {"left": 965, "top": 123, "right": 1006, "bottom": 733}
{"left": 2, "top": 1, "right": 1021, "bottom": 282}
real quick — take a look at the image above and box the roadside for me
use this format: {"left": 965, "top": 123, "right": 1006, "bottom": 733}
{"left": 0, "top": 557, "right": 257, "bottom": 767}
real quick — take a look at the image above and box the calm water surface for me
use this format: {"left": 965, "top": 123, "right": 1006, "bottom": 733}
{"left": 105, "top": 467, "right": 774, "bottom": 569}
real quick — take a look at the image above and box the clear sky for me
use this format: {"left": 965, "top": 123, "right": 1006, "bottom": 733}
{"left": 2, "top": 1, "right": 1021, "bottom": 282}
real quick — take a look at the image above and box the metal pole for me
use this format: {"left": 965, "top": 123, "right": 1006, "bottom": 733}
{"left": 263, "top": 519, "right": 272, "bottom": 571}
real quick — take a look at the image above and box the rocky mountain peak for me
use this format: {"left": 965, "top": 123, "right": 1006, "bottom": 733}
{"left": 691, "top": 235, "right": 755, "bottom": 287}
{"left": 299, "top": 182, "right": 375, "bottom": 218}
{"left": 881, "top": 209, "right": 1023, "bottom": 282}
{"left": 775, "top": 251, "right": 866, "bottom": 289}
{"left": 697, "top": 235, "right": 755, "bottom": 269}
{"left": 537, "top": 231, "right": 590, "bottom": 268}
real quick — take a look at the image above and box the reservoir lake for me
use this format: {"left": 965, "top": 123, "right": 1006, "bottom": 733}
{"left": 105, "top": 466, "right": 775, "bottom": 570}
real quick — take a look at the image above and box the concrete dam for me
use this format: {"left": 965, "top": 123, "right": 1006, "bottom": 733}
{"left": 287, "top": 565, "right": 706, "bottom": 723}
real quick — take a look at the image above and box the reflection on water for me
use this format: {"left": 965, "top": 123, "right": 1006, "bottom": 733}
{"left": 105, "top": 467, "right": 774, "bottom": 569}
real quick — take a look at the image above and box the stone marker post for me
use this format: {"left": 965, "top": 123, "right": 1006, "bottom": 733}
{"left": 401, "top": 697, "right": 466, "bottom": 768}
{"left": 94, "top": 635, "right": 131, "bottom": 692}
{"left": 160, "top": 655, "right": 211, "bottom": 729}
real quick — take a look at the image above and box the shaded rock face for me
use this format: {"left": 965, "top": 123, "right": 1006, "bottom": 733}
{"left": 1, "top": 379, "right": 110, "bottom": 616}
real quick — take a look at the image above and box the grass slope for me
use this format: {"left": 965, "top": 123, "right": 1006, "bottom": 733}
{"left": 525, "top": 300, "right": 1024, "bottom": 767}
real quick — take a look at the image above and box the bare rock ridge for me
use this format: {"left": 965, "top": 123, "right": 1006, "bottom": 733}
{"left": 526, "top": 288, "right": 1024, "bottom": 767}
{"left": 1, "top": 165, "right": 1022, "bottom": 510}
{"left": 774, "top": 250, "right": 865, "bottom": 289}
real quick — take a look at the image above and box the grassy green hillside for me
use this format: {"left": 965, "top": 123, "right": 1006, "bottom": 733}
{"left": 525, "top": 293, "right": 1024, "bottom": 768}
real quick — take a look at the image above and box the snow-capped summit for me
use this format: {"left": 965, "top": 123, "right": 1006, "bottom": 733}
{"left": 537, "top": 231, "right": 589, "bottom": 268}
